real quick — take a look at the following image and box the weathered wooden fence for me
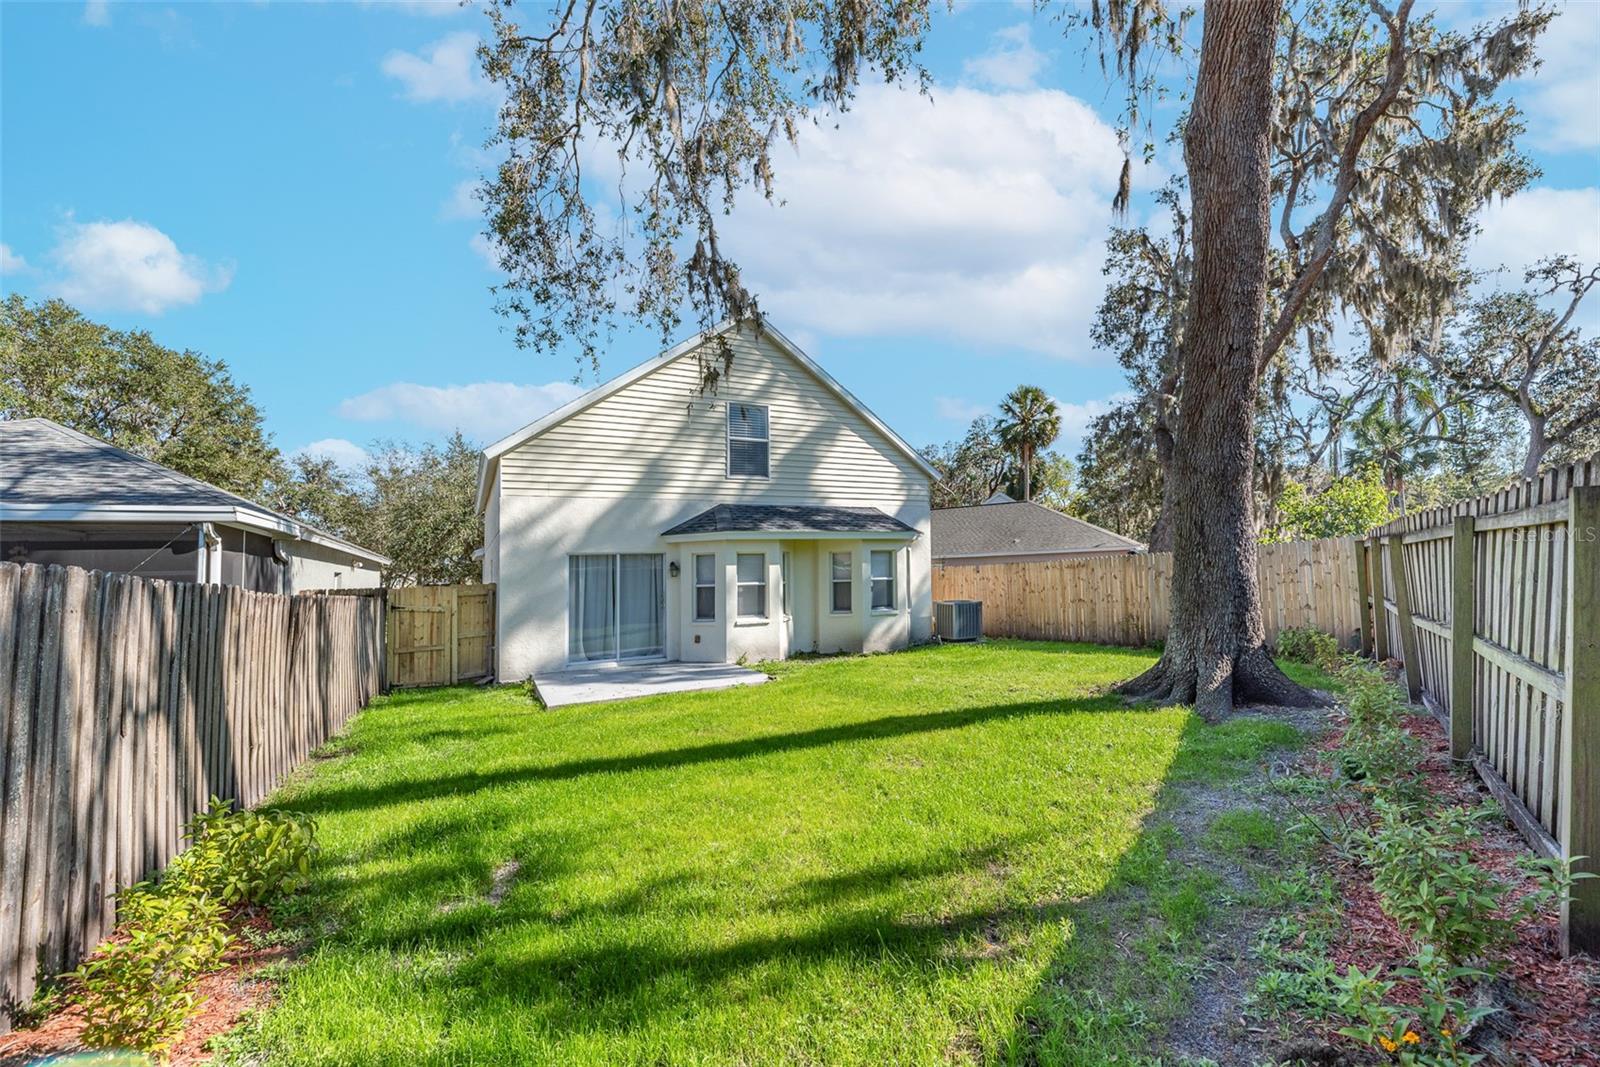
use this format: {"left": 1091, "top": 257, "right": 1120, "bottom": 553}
{"left": 0, "top": 562, "right": 384, "bottom": 1027}
{"left": 932, "top": 537, "right": 1361, "bottom": 650}
{"left": 1359, "top": 459, "right": 1599, "bottom": 954}
{"left": 386, "top": 584, "right": 495, "bottom": 687}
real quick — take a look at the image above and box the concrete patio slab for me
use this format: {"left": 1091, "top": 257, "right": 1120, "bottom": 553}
{"left": 533, "top": 661, "right": 770, "bottom": 708}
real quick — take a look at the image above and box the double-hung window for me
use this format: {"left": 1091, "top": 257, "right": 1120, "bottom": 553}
{"left": 727, "top": 403, "right": 769, "bottom": 478}
{"left": 736, "top": 553, "right": 768, "bottom": 618}
{"left": 870, "top": 549, "right": 896, "bottom": 610}
{"left": 830, "top": 552, "right": 852, "bottom": 613}
{"left": 693, "top": 554, "right": 717, "bottom": 621}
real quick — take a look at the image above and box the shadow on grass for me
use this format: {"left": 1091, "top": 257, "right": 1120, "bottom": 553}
{"left": 291, "top": 692, "right": 1136, "bottom": 817}
{"left": 265, "top": 651, "right": 1310, "bottom": 1064}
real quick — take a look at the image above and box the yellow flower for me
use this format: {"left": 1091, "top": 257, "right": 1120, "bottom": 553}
{"left": 1441, "top": 1028, "right": 1453, "bottom": 1037}
{"left": 1403, "top": 1031, "right": 1421, "bottom": 1044}
{"left": 1378, "top": 1036, "right": 1398, "bottom": 1052}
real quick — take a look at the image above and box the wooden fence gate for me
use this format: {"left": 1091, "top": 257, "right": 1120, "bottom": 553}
{"left": 385, "top": 584, "right": 496, "bottom": 687}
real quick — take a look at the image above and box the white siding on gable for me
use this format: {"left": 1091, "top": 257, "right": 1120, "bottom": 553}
{"left": 499, "top": 329, "right": 927, "bottom": 506}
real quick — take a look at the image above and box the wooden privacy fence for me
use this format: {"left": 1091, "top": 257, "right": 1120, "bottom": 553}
{"left": 386, "top": 584, "right": 495, "bottom": 688}
{"left": 1358, "top": 458, "right": 1599, "bottom": 954}
{"left": 932, "top": 537, "right": 1361, "bottom": 650}
{"left": 0, "top": 562, "right": 384, "bottom": 1027}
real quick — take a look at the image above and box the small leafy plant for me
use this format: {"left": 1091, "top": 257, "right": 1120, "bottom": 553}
{"left": 68, "top": 798, "right": 319, "bottom": 1058}
{"left": 1332, "top": 944, "right": 1493, "bottom": 1065}
{"left": 72, "top": 888, "right": 231, "bottom": 1058}
{"left": 168, "top": 797, "right": 319, "bottom": 905}
{"left": 1276, "top": 625, "right": 1341, "bottom": 672}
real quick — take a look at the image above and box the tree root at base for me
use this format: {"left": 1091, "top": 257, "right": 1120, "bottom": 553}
{"left": 1116, "top": 644, "right": 1321, "bottom": 721}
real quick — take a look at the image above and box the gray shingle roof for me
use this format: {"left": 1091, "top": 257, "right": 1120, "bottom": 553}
{"left": 930, "top": 499, "right": 1144, "bottom": 558}
{"left": 663, "top": 504, "right": 916, "bottom": 537}
{"left": 0, "top": 418, "right": 388, "bottom": 563}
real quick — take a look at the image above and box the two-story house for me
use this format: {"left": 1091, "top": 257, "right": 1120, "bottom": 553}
{"left": 475, "top": 320, "right": 936, "bottom": 682}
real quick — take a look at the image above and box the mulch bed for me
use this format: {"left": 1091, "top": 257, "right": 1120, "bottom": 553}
{"left": 0, "top": 910, "right": 290, "bottom": 1067}
{"left": 1307, "top": 695, "right": 1600, "bottom": 1066}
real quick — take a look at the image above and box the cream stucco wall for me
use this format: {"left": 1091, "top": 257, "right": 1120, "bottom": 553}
{"left": 282, "top": 538, "right": 382, "bottom": 592}
{"left": 489, "top": 326, "right": 933, "bottom": 681}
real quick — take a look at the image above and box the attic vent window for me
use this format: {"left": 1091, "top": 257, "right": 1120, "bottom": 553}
{"left": 727, "top": 403, "right": 769, "bottom": 478}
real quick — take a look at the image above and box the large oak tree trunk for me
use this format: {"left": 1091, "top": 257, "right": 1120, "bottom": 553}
{"left": 1118, "top": 0, "right": 1319, "bottom": 721}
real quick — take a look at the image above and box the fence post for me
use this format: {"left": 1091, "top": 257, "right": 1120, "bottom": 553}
{"left": 1388, "top": 532, "right": 1422, "bottom": 701}
{"left": 449, "top": 585, "right": 460, "bottom": 685}
{"left": 1369, "top": 536, "right": 1391, "bottom": 663}
{"left": 1449, "top": 516, "right": 1476, "bottom": 762}
{"left": 1354, "top": 539, "right": 1374, "bottom": 657}
{"left": 1563, "top": 485, "right": 1599, "bottom": 955}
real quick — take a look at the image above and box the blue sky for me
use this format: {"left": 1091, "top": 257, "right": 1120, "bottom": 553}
{"left": 3, "top": 0, "right": 1598, "bottom": 471}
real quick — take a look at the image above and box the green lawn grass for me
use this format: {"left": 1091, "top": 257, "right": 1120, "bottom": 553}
{"left": 230, "top": 641, "right": 1310, "bottom": 1066}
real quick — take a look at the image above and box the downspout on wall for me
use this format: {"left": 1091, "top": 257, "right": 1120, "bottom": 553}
{"left": 198, "top": 523, "right": 223, "bottom": 584}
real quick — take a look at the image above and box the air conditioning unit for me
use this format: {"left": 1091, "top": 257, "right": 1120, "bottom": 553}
{"left": 935, "top": 600, "right": 983, "bottom": 642}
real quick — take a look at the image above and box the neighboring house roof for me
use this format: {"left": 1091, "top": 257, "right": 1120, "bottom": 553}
{"left": 662, "top": 504, "right": 917, "bottom": 539}
{"left": 983, "top": 490, "right": 1015, "bottom": 504}
{"left": 930, "top": 499, "right": 1144, "bottom": 559}
{"left": 475, "top": 318, "right": 938, "bottom": 512}
{"left": 0, "top": 418, "right": 390, "bottom": 566}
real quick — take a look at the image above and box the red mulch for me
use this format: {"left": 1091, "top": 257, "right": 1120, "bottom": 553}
{"left": 0, "top": 910, "right": 292, "bottom": 1066}
{"left": 1310, "top": 699, "right": 1600, "bottom": 1066}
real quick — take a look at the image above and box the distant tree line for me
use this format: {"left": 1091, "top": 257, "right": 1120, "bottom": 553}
{"left": 0, "top": 295, "right": 482, "bottom": 586}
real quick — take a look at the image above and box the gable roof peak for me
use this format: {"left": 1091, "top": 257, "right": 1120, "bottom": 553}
{"left": 474, "top": 317, "right": 936, "bottom": 511}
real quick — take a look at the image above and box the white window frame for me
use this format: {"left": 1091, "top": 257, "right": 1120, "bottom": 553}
{"left": 781, "top": 550, "right": 793, "bottom": 617}
{"left": 870, "top": 549, "right": 897, "bottom": 612}
{"left": 736, "top": 552, "right": 768, "bottom": 619}
{"left": 830, "top": 551, "right": 852, "bottom": 614}
{"left": 693, "top": 553, "right": 717, "bottom": 622}
{"left": 726, "top": 402, "right": 770, "bottom": 479}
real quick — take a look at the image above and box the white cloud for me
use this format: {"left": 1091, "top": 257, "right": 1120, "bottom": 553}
{"left": 1055, "top": 393, "right": 1132, "bottom": 449}
{"left": 47, "top": 219, "right": 232, "bottom": 314}
{"left": 82, "top": 1, "right": 110, "bottom": 27}
{"left": 934, "top": 396, "right": 990, "bottom": 423}
{"left": 721, "top": 82, "right": 1134, "bottom": 360}
{"left": 441, "top": 178, "right": 481, "bottom": 220}
{"left": 469, "top": 232, "right": 502, "bottom": 270}
{"left": 1519, "top": 3, "right": 1600, "bottom": 153}
{"left": 1, "top": 243, "right": 28, "bottom": 274}
{"left": 381, "top": 31, "right": 491, "bottom": 103}
{"left": 962, "top": 24, "right": 1048, "bottom": 90}
{"left": 336, "top": 379, "right": 587, "bottom": 439}
{"left": 293, "top": 438, "right": 372, "bottom": 471}
{"left": 1470, "top": 187, "right": 1600, "bottom": 278}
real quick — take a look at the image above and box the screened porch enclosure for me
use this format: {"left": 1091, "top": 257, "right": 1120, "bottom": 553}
{"left": 568, "top": 553, "right": 666, "bottom": 662}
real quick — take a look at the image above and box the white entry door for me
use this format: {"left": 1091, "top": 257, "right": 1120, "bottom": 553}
{"left": 568, "top": 553, "right": 665, "bottom": 662}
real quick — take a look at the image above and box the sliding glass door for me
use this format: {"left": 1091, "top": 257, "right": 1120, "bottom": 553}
{"left": 568, "top": 553, "right": 665, "bottom": 662}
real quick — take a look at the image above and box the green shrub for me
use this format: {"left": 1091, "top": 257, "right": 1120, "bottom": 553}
{"left": 73, "top": 888, "right": 231, "bottom": 1057}
{"left": 1276, "top": 626, "right": 1341, "bottom": 672}
{"left": 69, "top": 799, "right": 319, "bottom": 1057}
{"left": 1337, "top": 722, "right": 1427, "bottom": 806}
{"left": 1341, "top": 664, "right": 1408, "bottom": 731}
{"left": 1359, "top": 800, "right": 1567, "bottom": 966}
{"left": 1332, "top": 943, "right": 1493, "bottom": 1065}
{"left": 167, "top": 797, "right": 319, "bottom": 906}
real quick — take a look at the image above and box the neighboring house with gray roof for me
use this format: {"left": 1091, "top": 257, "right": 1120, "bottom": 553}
{"left": 475, "top": 319, "right": 934, "bottom": 681}
{"left": 931, "top": 492, "right": 1145, "bottom": 565}
{"left": 0, "top": 417, "right": 387, "bottom": 592}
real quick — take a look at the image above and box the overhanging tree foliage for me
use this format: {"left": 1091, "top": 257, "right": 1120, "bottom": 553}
{"left": 1435, "top": 257, "right": 1600, "bottom": 477}
{"left": 475, "top": 0, "right": 1553, "bottom": 717}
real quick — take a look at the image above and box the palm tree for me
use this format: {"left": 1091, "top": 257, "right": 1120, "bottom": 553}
{"left": 1345, "top": 367, "right": 1452, "bottom": 514}
{"left": 997, "top": 385, "right": 1062, "bottom": 502}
